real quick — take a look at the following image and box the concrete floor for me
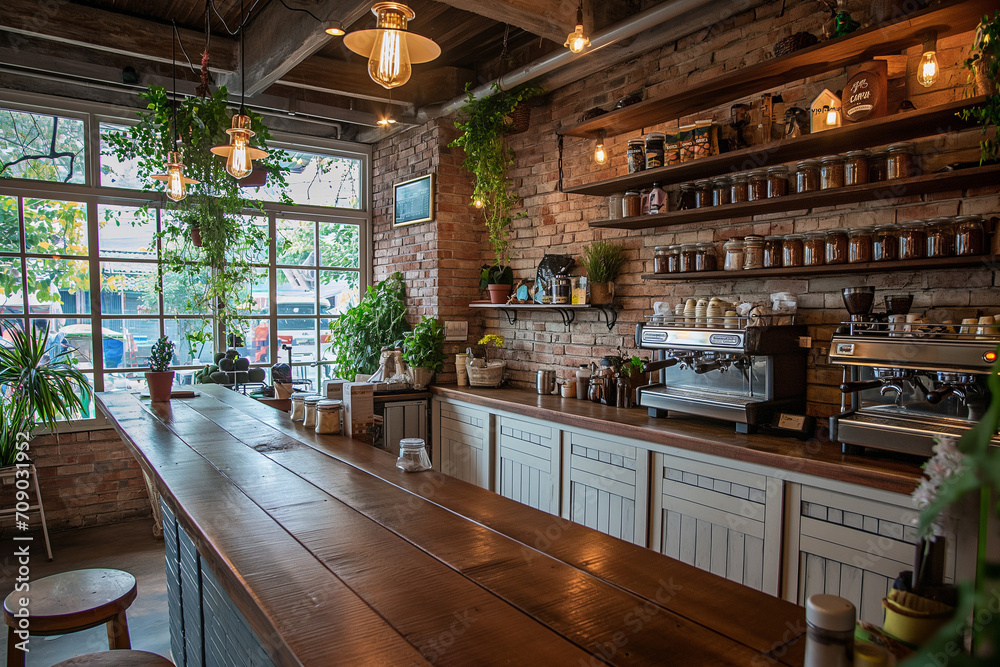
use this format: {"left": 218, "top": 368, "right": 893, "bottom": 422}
{"left": 1, "top": 518, "right": 171, "bottom": 666}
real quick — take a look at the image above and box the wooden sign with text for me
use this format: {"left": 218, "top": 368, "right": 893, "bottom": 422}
{"left": 844, "top": 62, "right": 887, "bottom": 122}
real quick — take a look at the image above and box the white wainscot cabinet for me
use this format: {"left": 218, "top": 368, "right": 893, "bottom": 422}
{"left": 433, "top": 401, "right": 491, "bottom": 489}
{"left": 497, "top": 415, "right": 560, "bottom": 515}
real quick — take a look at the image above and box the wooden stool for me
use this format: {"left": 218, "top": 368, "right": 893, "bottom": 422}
{"left": 52, "top": 650, "right": 173, "bottom": 666}
{"left": 0, "top": 464, "right": 52, "bottom": 560}
{"left": 3, "top": 569, "right": 137, "bottom": 667}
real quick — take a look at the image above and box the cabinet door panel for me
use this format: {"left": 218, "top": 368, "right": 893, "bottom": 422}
{"left": 497, "top": 416, "right": 559, "bottom": 514}
{"left": 435, "top": 401, "right": 490, "bottom": 489}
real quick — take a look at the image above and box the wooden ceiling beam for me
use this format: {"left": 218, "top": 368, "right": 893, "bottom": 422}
{"left": 431, "top": 0, "right": 579, "bottom": 44}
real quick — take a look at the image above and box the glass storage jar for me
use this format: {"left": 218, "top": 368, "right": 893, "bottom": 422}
{"left": 869, "top": 148, "right": 889, "bottom": 182}
{"left": 678, "top": 183, "right": 697, "bottom": 210}
{"left": 653, "top": 246, "right": 670, "bottom": 274}
{"left": 767, "top": 166, "right": 789, "bottom": 197}
{"left": 795, "top": 159, "right": 820, "bottom": 193}
{"left": 803, "top": 233, "right": 826, "bottom": 266}
{"left": 730, "top": 174, "right": 750, "bottom": 203}
{"left": 693, "top": 179, "right": 713, "bottom": 208}
{"left": 763, "top": 236, "right": 783, "bottom": 268}
{"left": 645, "top": 132, "right": 666, "bottom": 169}
{"left": 898, "top": 220, "right": 927, "bottom": 260}
{"left": 955, "top": 215, "right": 986, "bottom": 256}
{"left": 723, "top": 239, "right": 744, "bottom": 271}
{"left": 396, "top": 438, "right": 432, "bottom": 472}
{"left": 743, "top": 235, "right": 765, "bottom": 270}
{"left": 825, "top": 228, "right": 849, "bottom": 264}
{"left": 872, "top": 225, "right": 898, "bottom": 262}
{"left": 289, "top": 393, "right": 306, "bottom": 421}
{"left": 886, "top": 142, "right": 916, "bottom": 180}
{"left": 711, "top": 177, "right": 732, "bottom": 206}
{"left": 315, "top": 399, "right": 343, "bottom": 435}
{"left": 844, "top": 150, "right": 870, "bottom": 186}
{"left": 820, "top": 155, "right": 846, "bottom": 189}
{"left": 694, "top": 243, "right": 718, "bottom": 271}
{"left": 667, "top": 245, "right": 681, "bottom": 273}
{"left": 926, "top": 218, "right": 956, "bottom": 258}
{"left": 607, "top": 193, "right": 624, "bottom": 220}
{"left": 626, "top": 139, "right": 645, "bottom": 173}
{"left": 748, "top": 170, "right": 768, "bottom": 201}
{"left": 623, "top": 190, "right": 642, "bottom": 217}
{"left": 782, "top": 234, "right": 804, "bottom": 267}
{"left": 302, "top": 394, "right": 323, "bottom": 429}
{"left": 679, "top": 244, "right": 698, "bottom": 273}
{"left": 847, "top": 228, "right": 873, "bottom": 264}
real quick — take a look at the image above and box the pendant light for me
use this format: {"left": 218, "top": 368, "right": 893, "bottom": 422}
{"left": 564, "top": 0, "right": 590, "bottom": 53}
{"left": 344, "top": 2, "right": 441, "bottom": 89}
{"left": 593, "top": 130, "right": 607, "bottom": 165}
{"left": 917, "top": 31, "right": 939, "bottom": 87}
{"left": 152, "top": 27, "right": 198, "bottom": 201}
{"left": 211, "top": 0, "right": 267, "bottom": 179}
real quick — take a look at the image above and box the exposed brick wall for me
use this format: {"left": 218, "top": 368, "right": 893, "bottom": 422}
{"left": 1, "top": 428, "right": 151, "bottom": 534}
{"left": 374, "top": 0, "right": 999, "bottom": 419}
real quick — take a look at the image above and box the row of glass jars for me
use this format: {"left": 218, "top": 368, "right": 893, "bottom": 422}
{"left": 676, "top": 142, "right": 918, "bottom": 210}
{"left": 654, "top": 215, "right": 988, "bottom": 274}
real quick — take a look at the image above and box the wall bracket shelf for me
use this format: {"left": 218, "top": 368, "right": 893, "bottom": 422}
{"left": 470, "top": 302, "right": 618, "bottom": 331}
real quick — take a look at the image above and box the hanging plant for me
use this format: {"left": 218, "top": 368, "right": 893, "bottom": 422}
{"left": 958, "top": 11, "right": 1000, "bottom": 163}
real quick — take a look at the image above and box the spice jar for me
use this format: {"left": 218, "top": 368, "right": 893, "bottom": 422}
{"left": 886, "top": 142, "right": 916, "bottom": 179}
{"left": 743, "top": 235, "right": 765, "bottom": 270}
{"left": 289, "top": 393, "right": 305, "bottom": 421}
{"left": 723, "top": 238, "right": 745, "bottom": 271}
{"left": 803, "top": 232, "right": 826, "bottom": 266}
{"left": 844, "top": 150, "right": 870, "bottom": 186}
{"left": 711, "top": 177, "right": 732, "bottom": 206}
{"left": 694, "top": 242, "right": 718, "bottom": 271}
{"left": 804, "top": 594, "right": 856, "bottom": 667}
{"left": 645, "top": 132, "right": 666, "bottom": 169}
{"left": 748, "top": 170, "right": 768, "bottom": 201}
{"left": 926, "top": 218, "right": 956, "bottom": 258}
{"left": 667, "top": 245, "right": 681, "bottom": 273}
{"left": 955, "top": 215, "right": 986, "bottom": 256}
{"left": 623, "top": 190, "right": 642, "bottom": 217}
{"left": 820, "top": 155, "right": 846, "bottom": 189}
{"left": 654, "top": 246, "right": 670, "bottom": 274}
{"left": 898, "top": 220, "right": 927, "bottom": 260}
{"left": 825, "top": 228, "right": 849, "bottom": 264}
{"left": 763, "top": 236, "right": 783, "bottom": 268}
{"left": 626, "top": 139, "right": 645, "bottom": 173}
{"left": 396, "top": 438, "right": 432, "bottom": 472}
{"left": 730, "top": 174, "right": 750, "bottom": 203}
{"left": 873, "top": 225, "right": 898, "bottom": 262}
{"left": 767, "top": 165, "right": 789, "bottom": 197}
{"left": 795, "top": 159, "right": 820, "bottom": 193}
{"left": 693, "top": 180, "right": 713, "bottom": 208}
{"left": 302, "top": 394, "right": 323, "bottom": 429}
{"left": 869, "top": 148, "right": 888, "bottom": 182}
{"left": 848, "top": 228, "right": 873, "bottom": 264}
{"left": 782, "top": 234, "right": 804, "bottom": 267}
{"left": 679, "top": 244, "right": 698, "bottom": 273}
{"left": 315, "top": 399, "right": 343, "bottom": 435}
{"left": 678, "top": 183, "right": 697, "bottom": 210}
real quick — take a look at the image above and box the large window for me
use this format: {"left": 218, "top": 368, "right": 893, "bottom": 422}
{"left": 0, "top": 95, "right": 370, "bottom": 420}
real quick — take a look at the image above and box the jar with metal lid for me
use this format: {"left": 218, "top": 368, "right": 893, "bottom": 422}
{"left": 289, "top": 393, "right": 306, "bottom": 421}
{"left": 898, "top": 220, "right": 927, "bottom": 260}
{"left": 693, "top": 179, "right": 713, "bottom": 208}
{"left": 804, "top": 594, "right": 856, "bottom": 667}
{"left": 748, "top": 170, "right": 768, "bottom": 201}
{"left": 803, "top": 233, "right": 825, "bottom": 266}
{"left": 886, "top": 142, "right": 916, "bottom": 179}
{"left": 678, "top": 183, "right": 697, "bottom": 210}
{"left": 653, "top": 246, "right": 670, "bottom": 274}
{"left": 820, "top": 155, "right": 845, "bottom": 189}
{"left": 711, "top": 177, "right": 732, "bottom": 206}
{"left": 848, "top": 228, "right": 873, "bottom": 264}
{"left": 955, "top": 215, "right": 986, "bottom": 256}
{"left": 730, "top": 174, "right": 750, "bottom": 203}
{"left": 766, "top": 165, "right": 789, "bottom": 197}
{"left": 844, "top": 150, "right": 870, "bottom": 186}
{"left": 795, "top": 159, "right": 820, "bottom": 193}
{"left": 926, "top": 218, "right": 956, "bottom": 258}
{"left": 623, "top": 190, "right": 642, "bottom": 217}
{"left": 552, "top": 275, "right": 571, "bottom": 304}
{"left": 645, "top": 132, "right": 666, "bottom": 169}
{"left": 762, "top": 237, "right": 783, "bottom": 268}
{"left": 315, "top": 399, "right": 343, "bottom": 435}
{"left": 626, "top": 139, "right": 645, "bottom": 173}
{"left": 607, "top": 194, "right": 624, "bottom": 220}
{"left": 667, "top": 245, "right": 681, "bottom": 273}
{"left": 869, "top": 147, "right": 889, "bottom": 182}
{"left": 723, "top": 239, "right": 745, "bottom": 271}
{"left": 694, "top": 243, "right": 718, "bottom": 271}
{"left": 396, "top": 438, "right": 432, "bottom": 472}
{"left": 302, "top": 394, "right": 324, "bottom": 428}
{"left": 782, "top": 234, "right": 804, "bottom": 267}
{"left": 872, "top": 225, "right": 898, "bottom": 261}
{"left": 679, "top": 244, "right": 698, "bottom": 273}
{"left": 743, "top": 235, "right": 765, "bottom": 270}
{"left": 825, "top": 228, "right": 849, "bottom": 264}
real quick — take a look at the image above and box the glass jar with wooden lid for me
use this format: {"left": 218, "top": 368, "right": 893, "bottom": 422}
{"left": 872, "top": 225, "right": 898, "bottom": 262}
{"left": 844, "top": 150, "right": 870, "bottom": 186}
{"left": 711, "top": 177, "right": 732, "bottom": 206}
{"left": 820, "top": 155, "right": 845, "bottom": 190}
{"left": 693, "top": 179, "right": 713, "bottom": 208}
{"left": 954, "top": 215, "right": 986, "bottom": 256}
{"left": 898, "top": 220, "right": 927, "bottom": 260}
{"left": 623, "top": 190, "right": 642, "bottom": 217}
{"left": 848, "top": 228, "right": 873, "bottom": 264}
{"left": 886, "top": 142, "right": 917, "bottom": 180}
{"left": 653, "top": 246, "right": 671, "bottom": 274}
{"left": 763, "top": 236, "right": 783, "bottom": 268}
{"left": 730, "top": 174, "right": 750, "bottom": 203}
{"left": 825, "top": 228, "right": 849, "bottom": 264}
{"left": 767, "top": 166, "right": 789, "bottom": 198}
{"left": 795, "top": 160, "right": 820, "bottom": 193}
{"left": 869, "top": 147, "right": 889, "bottom": 182}
{"left": 679, "top": 244, "right": 698, "bottom": 273}
{"left": 925, "top": 218, "right": 956, "bottom": 258}
{"left": 694, "top": 242, "right": 718, "bottom": 271}
{"left": 748, "top": 170, "right": 768, "bottom": 201}
{"left": 803, "top": 232, "right": 825, "bottom": 266}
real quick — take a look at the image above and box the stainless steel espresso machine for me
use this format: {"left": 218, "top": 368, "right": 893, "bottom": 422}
{"left": 636, "top": 316, "right": 808, "bottom": 433}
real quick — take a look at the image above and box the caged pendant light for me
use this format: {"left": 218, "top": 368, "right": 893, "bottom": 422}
{"left": 152, "top": 26, "right": 198, "bottom": 201}
{"left": 344, "top": 2, "right": 440, "bottom": 89}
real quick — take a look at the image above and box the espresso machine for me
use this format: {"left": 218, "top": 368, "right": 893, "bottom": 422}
{"left": 636, "top": 316, "right": 807, "bottom": 433}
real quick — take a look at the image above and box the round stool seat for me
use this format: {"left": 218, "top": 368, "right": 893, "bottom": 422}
{"left": 52, "top": 650, "right": 173, "bottom": 666}
{"left": 3, "top": 568, "right": 136, "bottom": 635}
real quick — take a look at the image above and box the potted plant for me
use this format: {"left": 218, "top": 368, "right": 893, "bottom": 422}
{"left": 466, "top": 334, "right": 506, "bottom": 387}
{"left": 401, "top": 317, "right": 446, "bottom": 390}
{"left": 480, "top": 264, "right": 514, "bottom": 304}
{"left": 450, "top": 83, "right": 542, "bottom": 301}
{"left": 327, "top": 272, "right": 410, "bottom": 382}
{"left": 579, "top": 240, "right": 628, "bottom": 305}
{"left": 146, "top": 335, "right": 175, "bottom": 402}
{"left": 0, "top": 323, "right": 91, "bottom": 467}
{"left": 959, "top": 11, "right": 1000, "bottom": 163}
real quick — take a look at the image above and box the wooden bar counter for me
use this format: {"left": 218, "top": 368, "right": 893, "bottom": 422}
{"left": 98, "top": 386, "right": 807, "bottom": 666}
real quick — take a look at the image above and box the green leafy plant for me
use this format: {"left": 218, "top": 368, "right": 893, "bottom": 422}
{"left": 327, "top": 272, "right": 409, "bottom": 381}
{"left": 148, "top": 336, "right": 175, "bottom": 372}
{"left": 401, "top": 317, "right": 446, "bottom": 373}
{"left": 0, "top": 322, "right": 91, "bottom": 467}
{"left": 450, "top": 83, "right": 542, "bottom": 270}
{"left": 479, "top": 264, "right": 514, "bottom": 289}
{"left": 580, "top": 240, "right": 628, "bottom": 284}
{"left": 959, "top": 11, "right": 1000, "bottom": 163}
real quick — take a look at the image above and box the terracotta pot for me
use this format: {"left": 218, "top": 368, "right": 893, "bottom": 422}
{"left": 407, "top": 366, "right": 435, "bottom": 390}
{"left": 145, "top": 371, "right": 175, "bottom": 402}
{"left": 487, "top": 283, "right": 512, "bottom": 304}
{"left": 590, "top": 281, "right": 614, "bottom": 305}
{"left": 190, "top": 225, "right": 202, "bottom": 247}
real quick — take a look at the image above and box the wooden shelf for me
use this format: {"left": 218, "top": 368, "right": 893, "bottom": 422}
{"left": 469, "top": 302, "right": 618, "bottom": 330}
{"left": 564, "top": 97, "right": 982, "bottom": 195}
{"left": 641, "top": 254, "right": 998, "bottom": 283}
{"left": 589, "top": 163, "right": 1000, "bottom": 230}
{"left": 560, "top": 0, "right": 994, "bottom": 139}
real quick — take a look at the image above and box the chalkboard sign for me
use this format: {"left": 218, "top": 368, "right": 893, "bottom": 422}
{"left": 393, "top": 173, "right": 434, "bottom": 227}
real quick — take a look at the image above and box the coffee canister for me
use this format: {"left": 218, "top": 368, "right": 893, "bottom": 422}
{"left": 315, "top": 399, "right": 343, "bottom": 434}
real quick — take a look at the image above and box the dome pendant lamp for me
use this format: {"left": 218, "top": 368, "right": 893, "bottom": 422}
{"left": 344, "top": 2, "right": 441, "bottom": 89}
{"left": 152, "top": 25, "right": 198, "bottom": 201}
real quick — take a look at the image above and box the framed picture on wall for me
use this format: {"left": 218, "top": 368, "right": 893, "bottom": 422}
{"left": 393, "top": 173, "right": 434, "bottom": 227}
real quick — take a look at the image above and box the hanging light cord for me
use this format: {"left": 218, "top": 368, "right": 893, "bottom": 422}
{"left": 171, "top": 33, "right": 179, "bottom": 145}
{"left": 172, "top": 20, "right": 198, "bottom": 74}
{"left": 238, "top": 0, "right": 246, "bottom": 113}
{"left": 274, "top": 0, "right": 326, "bottom": 24}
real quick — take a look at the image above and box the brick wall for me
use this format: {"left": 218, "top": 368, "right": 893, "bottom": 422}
{"left": 375, "top": 0, "right": 999, "bottom": 419}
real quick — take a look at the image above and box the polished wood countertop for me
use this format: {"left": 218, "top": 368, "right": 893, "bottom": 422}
{"left": 431, "top": 385, "right": 925, "bottom": 495}
{"left": 98, "top": 385, "right": 806, "bottom": 666}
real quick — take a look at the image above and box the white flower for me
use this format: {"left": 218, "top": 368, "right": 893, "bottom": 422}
{"left": 911, "top": 436, "right": 966, "bottom": 540}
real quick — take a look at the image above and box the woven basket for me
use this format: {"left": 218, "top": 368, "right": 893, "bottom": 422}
{"left": 466, "top": 360, "right": 505, "bottom": 387}
{"left": 773, "top": 31, "right": 817, "bottom": 57}
{"left": 505, "top": 105, "right": 531, "bottom": 134}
